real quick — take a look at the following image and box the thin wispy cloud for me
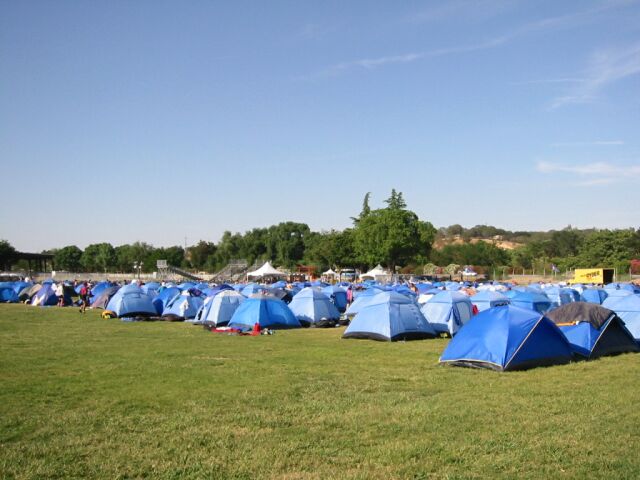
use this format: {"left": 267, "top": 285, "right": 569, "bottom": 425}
{"left": 550, "top": 140, "right": 625, "bottom": 147}
{"left": 551, "top": 42, "right": 640, "bottom": 108}
{"left": 406, "top": 0, "right": 516, "bottom": 24}
{"left": 536, "top": 160, "right": 640, "bottom": 186}
{"left": 306, "top": 1, "right": 636, "bottom": 79}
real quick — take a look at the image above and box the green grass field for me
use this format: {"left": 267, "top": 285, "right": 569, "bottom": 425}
{"left": 1, "top": 304, "right": 639, "bottom": 479}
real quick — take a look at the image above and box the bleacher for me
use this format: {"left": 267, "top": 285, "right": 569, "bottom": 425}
{"left": 212, "top": 259, "right": 252, "bottom": 283}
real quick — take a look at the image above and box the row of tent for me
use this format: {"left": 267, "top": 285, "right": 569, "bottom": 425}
{"left": 3, "top": 278, "right": 639, "bottom": 371}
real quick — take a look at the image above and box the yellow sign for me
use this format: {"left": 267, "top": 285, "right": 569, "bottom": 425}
{"left": 571, "top": 268, "right": 613, "bottom": 284}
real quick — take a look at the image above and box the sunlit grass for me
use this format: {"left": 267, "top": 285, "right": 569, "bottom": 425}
{"left": 1, "top": 304, "right": 638, "bottom": 479}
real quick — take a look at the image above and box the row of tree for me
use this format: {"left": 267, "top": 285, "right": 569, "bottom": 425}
{"left": 2, "top": 190, "right": 639, "bottom": 275}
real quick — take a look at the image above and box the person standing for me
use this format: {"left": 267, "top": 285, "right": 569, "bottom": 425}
{"left": 79, "top": 282, "right": 90, "bottom": 313}
{"left": 55, "top": 283, "right": 65, "bottom": 306}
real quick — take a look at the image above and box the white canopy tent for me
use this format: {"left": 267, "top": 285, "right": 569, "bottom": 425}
{"left": 322, "top": 268, "right": 337, "bottom": 276}
{"left": 360, "top": 264, "right": 391, "bottom": 282}
{"left": 246, "top": 261, "right": 287, "bottom": 279}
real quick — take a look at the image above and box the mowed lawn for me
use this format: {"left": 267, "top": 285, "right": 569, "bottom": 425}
{"left": 1, "top": 304, "right": 639, "bottom": 479}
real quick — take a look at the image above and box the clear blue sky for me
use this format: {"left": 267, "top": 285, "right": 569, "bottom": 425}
{"left": 1, "top": 0, "right": 639, "bottom": 252}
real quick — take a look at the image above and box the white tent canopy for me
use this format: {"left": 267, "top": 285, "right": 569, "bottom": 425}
{"left": 360, "top": 264, "right": 390, "bottom": 281}
{"left": 247, "top": 261, "right": 287, "bottom": 278}
{"left": 323, "top": 268, "right": 337, "bottom": 276}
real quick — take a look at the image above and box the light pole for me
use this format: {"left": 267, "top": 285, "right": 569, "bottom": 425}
{"left": 133, "top": 261, "right": 144, "bottom": 280}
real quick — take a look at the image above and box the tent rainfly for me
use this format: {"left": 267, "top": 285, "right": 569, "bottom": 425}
{"left": 246, "top": 261, "right": 287, "bottom": 279}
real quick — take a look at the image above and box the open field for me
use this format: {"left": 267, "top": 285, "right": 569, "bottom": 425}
{"left": 1, "top": 304, "right": 639, "bottom": 479}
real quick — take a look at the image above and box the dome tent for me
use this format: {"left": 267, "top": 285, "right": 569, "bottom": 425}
{"left": 228, "top": 295, "right": 301, "bottom": 331}
{"left": 440, "top": 305, "right": 573, "bottom": 371}
{"left": 420, "top": 291, "right": 474, "bottom": 336}
{"left": 546, "top": 303, "right": 639, "bottom": 359}
{"left": 162, "top": 292, "right": 204, "bottom": 321}
{"left": 343, "top": 291, "right": 436, "bottom": 341}
{"left": 321, "top": 285, "right": 348, "bottom": 313}
{"left": 288, "top": 287, "right": 341, "bottom": 327}
{"left": 196, "top": 290, "right": 245, "bottom": 328}
{"left": 470, "top": 290, "right": 510, "bottom": 312}
{"left": 580, "top": 288, "right": 608, "bottom": 305}
{"left": 106, "top": 284, "right": 157, "bottom": 318}
{"left": 603, "top": 295, "right": 640, "bottom": 341}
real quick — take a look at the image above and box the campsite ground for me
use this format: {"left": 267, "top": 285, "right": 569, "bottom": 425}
{"left": 1, "top": 304, "right": 638, "bottom": 479}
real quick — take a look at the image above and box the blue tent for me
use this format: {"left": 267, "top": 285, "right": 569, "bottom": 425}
{"left": 439, "top": 305, "right": 573, "bottom": 371}
{"left": 580, "top": 288, "right": 608, "bottom": 304}
{"left": 11, "top": 281, "right": 30, "bottom": 294}
{"left": 543, "top": 287, "right": 579, "bottom": 308}
{"left": 90, "top": 286, "right": 120, "bottom": 309}
{"left": 508, "top": 291, "right": 552, "bottom": 314}
{"left": 178, "top": 282, "right": 197, "bottom": 290}
{"left": 31, "top": 284, "right": 59, "bottom": 306}
{"left": 0, "top": 285, "right": 19, "bottom": 303}
{"left": 603, "top": 295, "right": 640, "bottom": 341}
{"left": 228, "top": 295, "right": 301, "bottom": 331}
{"left": 546, "top": 302, "right": 639, "bottom": 359}
{"left": 162, "top": 293, "right": 204, "bottom": 320}
{"left": 152, "top": 287, "right": 181, "bottom": 315}
{"left": 289, "top": 287, "right": 340, "bottom": 327}
{"left": 343, "top": 292, "right": 436, "bottom": 341}
{"left": 420, "top": 291, "right": 474, "bottom": 336}
{"left": 321, "top": 285, "right": 348, "bottom": 313}
{"left": 346, "top": 288, "right": 384, "bottom": 317}
{"left": 202, "top": 284, "right": 234, "bottom": 297}
{"left": 106, "top": 284, "right": 157, "bottom": 317}
{"left": 604, "top": 289, "right": 633, "bottom": 299}
{"left": 470, "top": 291, "right": 510, "bottom": 312}
{"left": 241, "top": 283, "right": 267, "bottom": 297}
{"left": 196, "top": 290, "right": 245, "bottom": 327}
{"left": 141, "top": 282, "right": 161, "bottom": 297}
{"left": 91, "top": 281, "right": 114, "bottom": 297}
{"left": 605, "top": 283, "right": 638, "bottom": 293}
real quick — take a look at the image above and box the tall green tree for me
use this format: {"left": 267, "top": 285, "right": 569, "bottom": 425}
{"left": 81, "top": 243, "right": 116, "bottom": 272}
{"left": 54, "top": 245, "right": 83, "bottom": 271}
{"left": 0, "top": 240, "right": 17, "bottom": 271}
{"left": 353, "top": 190, "right": 435, "bottom": 271}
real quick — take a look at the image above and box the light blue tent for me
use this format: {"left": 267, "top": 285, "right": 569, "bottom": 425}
{"left": 603, "top": 294, "right": 640, "bottom": 341}
{"left": 106, "top": 284, "right": 157, "bottom": 317}
{"left": 152, "top": 287, "right": 181, "bottom": 315}
{"left": 162, "top": 293, "right": 204, "bottom": 320}
{"left": 604, "top": 289, "right": 633, "bottom": 299}
{"left": 228, "top": 295, "right": 301, "bottom": 331}
{"left": 31, "top": 284, "right": 59, "bottom": 306}
{"left": 346, "top": 288, "right": 383, "bottom": 317}
{"left": 580, "top": 288, "right": 608, "bottom": 304}
{"left": 420, "top": 291, "right": 474, "bottom": 336}
{"left": 91, "top": 281, "right": 114, "bottom": 297}
{"left": 141, "top": 282, "right": 161, "bottom": 297}
{"left": 543, "top": 287, "right": 579, "bottom": 308}
{"left": 439, "top": 305, "right": 573, "bottom": 371}
{"left": 321, "top": 285, "right": 348, "bottom": 313}
{"left": 605, "top": 283, "right": 638, "bottom": 293}
{"left": 470, "top": 290, "right": 510, "bottom": 312}
{"left": 343, "top": 292, "right": 436, "bottom": 341}
{"left": 195, "top": 290, "right": 245, "bottom": 327}
{"left": 508, "top": 291, "right": 552, "bottom": 314}
{"left": 289, "top": 287, "right": 340, "bottom": 327}
{"left": 241, "top": 283, "right": 267, "bottom": 297}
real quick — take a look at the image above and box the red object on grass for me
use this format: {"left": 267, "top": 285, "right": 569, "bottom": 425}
{"left": 252, "top": 322, "right": 261, "bottom": 335}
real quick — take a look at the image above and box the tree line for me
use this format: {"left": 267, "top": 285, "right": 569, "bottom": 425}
{"left": 1, "top": 190, "right": 639, "bottom": 275}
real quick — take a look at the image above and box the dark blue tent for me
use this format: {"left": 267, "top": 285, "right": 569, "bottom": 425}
{"left": 90, "top": 286, "right": 120, "bottom": 309}
{"left": 152, "top": 287, "right": 181, "bottom": 315}
{"left": 343, "top": 292, "right": 436, "bottom": 342}
{"left": 0, "top": 285, "right": 19, "bottom": 303}
{"left": 546, "top": 302, "right": 639, "bottom": 359}
{"left": 321, "top": 285, "right": 348, "bottom": 313}
{"left": 439, "top": 305, "right": 573, "bottom": 371}
{"left": 228, "top": 295, "right": 301, "bottom": 331}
